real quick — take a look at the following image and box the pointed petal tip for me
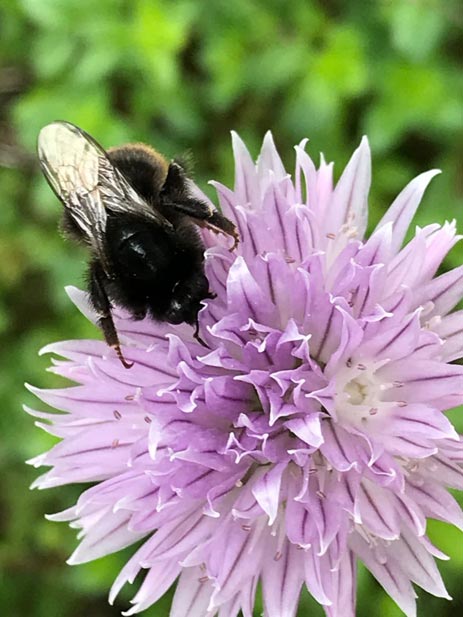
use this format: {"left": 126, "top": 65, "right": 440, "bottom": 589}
{"left": 24, "top": 382, "right": 37, "bottom": 394}
{"left": 39, "top": 342, "right": 55, "bottom": 356}
{"left": 262, "top": 130, "right": 275, "bottom": 146}
{"left": 44, "top": 508, "right": 78, "bottom": 522}
{"left": 230, "top": 131, "right": 257, "bottom": 185}
{"left": 294, "top": 137, "right": 309, "bottom": 152}
{"left": 359, "top": 134, "right": 370, "bottom": 149}
{"left": 108, "top": 575, "right": 131, "bottom": 607}
{"left": 319, "top": 152, "right": 333, "bottom": 169}
{"left": 30, "top": 476, "right": 55, "bottom": 489}
{"left": 26, "top": 460, "right": 39, "bottom": 473}
{"left": 64, "top": 284, "right": 80, "bottom": 297}
{"left": 230, "top": 130, "right": 246, "bottom": 148}
{"left": 414, "top": 168, "right": 442, "bottom": 185}
{"left": 123, "top": 606, "right": 142, "bottom": 617}
{"left": 354, "top": 136, "right": 372, "bottom": 168}
{"left": 66, "top": 549, "right": 86, "bottom": 566}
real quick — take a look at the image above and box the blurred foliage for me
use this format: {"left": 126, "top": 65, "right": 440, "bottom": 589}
{"left": 0, "top": 0, "right": 462, "bottom": 615}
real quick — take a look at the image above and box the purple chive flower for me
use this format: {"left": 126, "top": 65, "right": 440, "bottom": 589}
{"left": 27, "top": 133, "right": 463, "bottom": 617}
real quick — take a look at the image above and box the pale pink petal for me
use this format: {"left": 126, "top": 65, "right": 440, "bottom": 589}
{"left": 349, "top": 532, "right": 417, "bottom": 617}
{"left": 67, "top": 509, "right": 146, "bottom": 565}
{"left": 231, "top": 131, "right": 259, "bottom": 207}
{"left": 252, "top": 463, "right": 286, "bottom": 525}
{"left": 122, "top": 561, "right": 181, "bottom": 616}
{"left": 261, "top": 541, "right": 304, "bottom": 617}
{"left": 417, "top": 264, "right": 463, "bottom": 317}
{"left": 327, "top": 136, "right": 371, "bottom": 242}
{"left": 375, "top": 169, "right": 441, "bottom": 255}
{"left": 323, "top": 549, "right": 357, "bottom": 617}
{"left": 169, "top": 567, "right": 215, "bottom": 617}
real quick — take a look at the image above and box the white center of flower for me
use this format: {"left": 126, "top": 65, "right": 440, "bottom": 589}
{"left": 344, "top": 378, "right": 369, "bottom": 405}
{"left": 335, "top": 361, "right": 386, "bottom": 425}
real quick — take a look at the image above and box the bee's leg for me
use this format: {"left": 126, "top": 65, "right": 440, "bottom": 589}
{"left": 161, "top": 163, "right": 239, "bottom": 250}
{"left": 164, "top": 197, "right": 239, "bottom": 250}
{"left": 193, "top": 316, "right": 210, "bottom": 349}
{"left": 193, "top": 205, "right": 239, "bottom": 251}
{"left": 99, "top": 316, "right": 134, "bottom": 369}
{"left": 88, "top": 262, "right": 133, "bottom": 369}
{"left": 161, "top": 160, "right": 189, "bottom": 195}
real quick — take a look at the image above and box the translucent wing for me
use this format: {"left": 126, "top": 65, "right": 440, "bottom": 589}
{"left": 37, "top": 122, "right": 172, "bottom": 269}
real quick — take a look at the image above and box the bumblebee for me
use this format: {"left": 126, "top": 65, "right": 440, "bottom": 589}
{"left": 37, "top": 121, "right": 238, "bottom": 367}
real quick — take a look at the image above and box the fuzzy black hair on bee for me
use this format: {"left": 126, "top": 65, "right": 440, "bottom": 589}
{"left": 37, "top": 121, "right": 239, "bottom": 367}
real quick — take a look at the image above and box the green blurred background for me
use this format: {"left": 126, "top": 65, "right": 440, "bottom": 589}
{"left": 1, "top": 1, "right": 462, "bottom": 616}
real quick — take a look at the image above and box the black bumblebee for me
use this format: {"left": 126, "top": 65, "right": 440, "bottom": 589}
{"left": 37, "top": 121, "right": 238, "bottom": 367}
